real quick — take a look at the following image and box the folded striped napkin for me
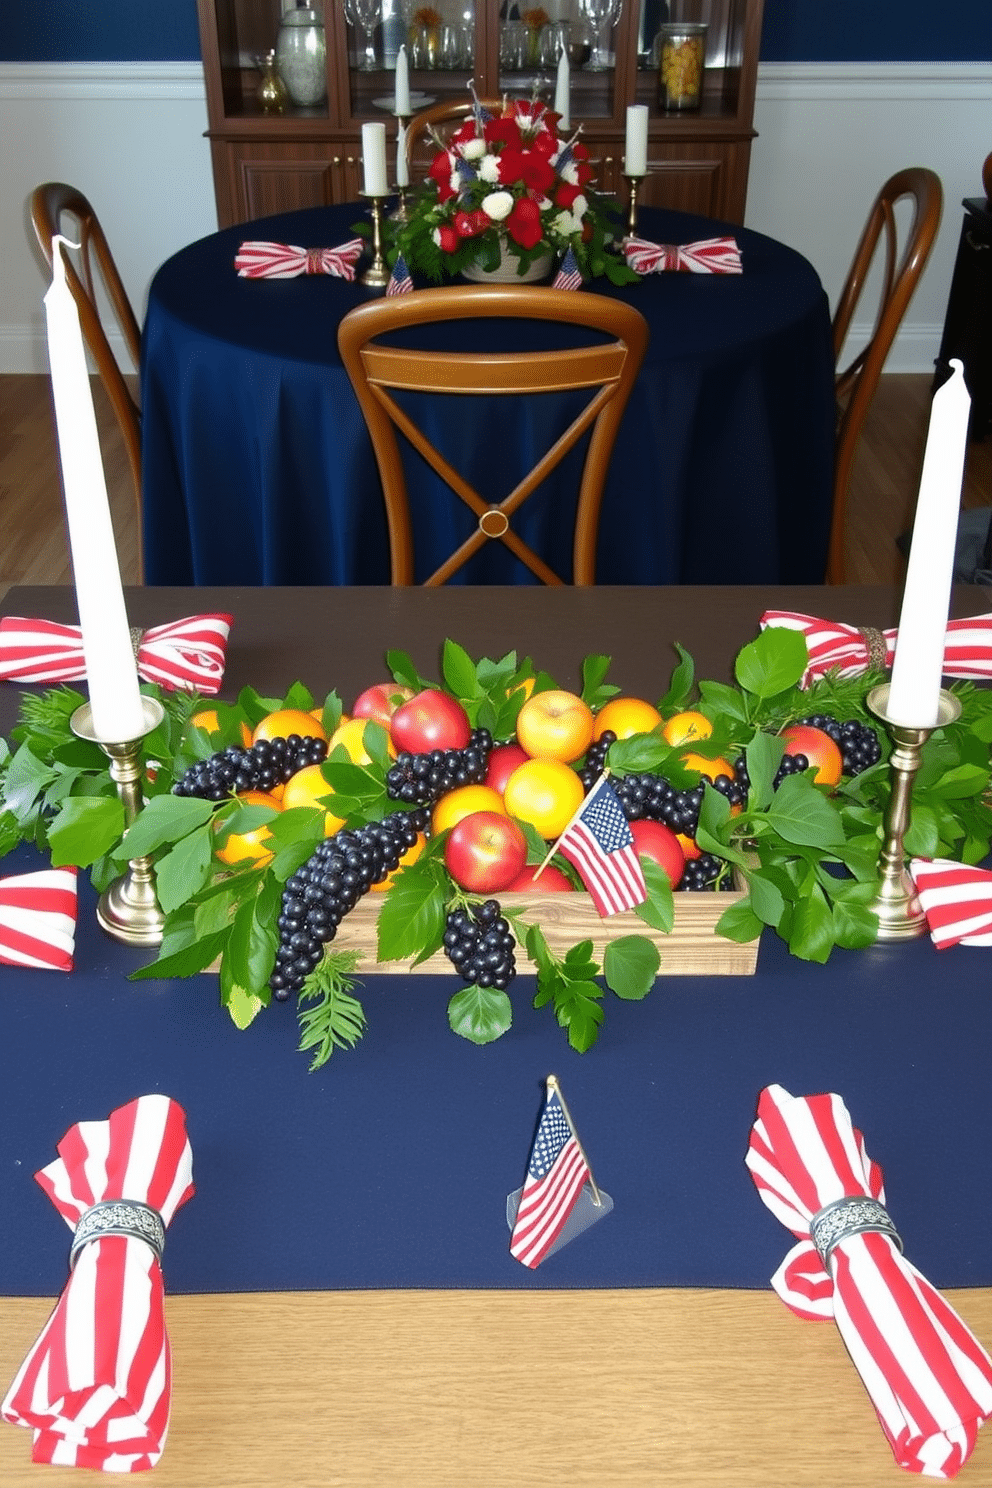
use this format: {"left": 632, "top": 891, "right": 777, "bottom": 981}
{"left": 623, "top": 235, "right": 742, "bottom": 274}
{"left": 235, "top": 238, "right": 364, "bottom": 280}
{"left": 0, "top": 867, "right": 77, "bottom": 971}
{"left": 760, "top": 610, "right": 992, "bottom": 687}
{"left": 0, "top": 613, "right": 232, "bottom": 693}
{"left": 909, "top": 859, "right": 992, "bottom": 948}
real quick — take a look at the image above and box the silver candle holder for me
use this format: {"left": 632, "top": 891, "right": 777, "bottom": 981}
{"left": 71, "top": 695, "right": 166, "bottom": 947}
{"left": 358, "top": 191, "right": 391, "bottom": 288}
{"left": 866, "top": 683, "right": 962, "bottom": 941}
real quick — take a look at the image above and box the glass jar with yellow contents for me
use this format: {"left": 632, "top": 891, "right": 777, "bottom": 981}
{"left": 658, "top": 21, "right": 706, "bottom": 111}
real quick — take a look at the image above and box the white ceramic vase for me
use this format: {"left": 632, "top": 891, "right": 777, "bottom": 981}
{"left": 462, "top": 237, "right": 554, "bottom": 284}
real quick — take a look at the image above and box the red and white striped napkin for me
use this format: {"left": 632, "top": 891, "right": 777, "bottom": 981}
{"left": 0, "top": 613, "right": 232, "bottom": 694}
{"left": 0, "top": 867, "right": 77, "bottom": 971}
{"left": 909, "top": 859, "right": 992, "bottom": 948}
{"left": 759, "top": 610, "right": 992, "bottom": 687}
{"left": 235, "top": 238, "right": 364, "bottom": 280}
{"left": 1, "top": 1095, "right": 194, "bottom": 1472}
{"left": 747, "top": 1083, "right": 992, "bottom": 1478}
{"left": 623, "top": 235, "right": 742, "bottom": 274}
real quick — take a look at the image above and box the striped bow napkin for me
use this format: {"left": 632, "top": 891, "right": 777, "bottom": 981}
{"left": 623, "top": 235, "right": 742, "bottom": 274}
{"left": 909, "top": 859, "right": 992, "bottom": 948}
{"left": 0, "top": 613, "right": 232, "bottom": 693}
{"left": 747, "top": 1084, "right": 992, "bottom": 1478}
{"left": 760, "top": 610, "right": 992, "bottom": 688}
{"left": 2, "top": 1095, "right": 194, "bottom": 1472}
{"left": 0, "top": 867, "right": 77, "bottom": 971}
{"left": 235, "top": 238, "right": 364, "bottom": 280}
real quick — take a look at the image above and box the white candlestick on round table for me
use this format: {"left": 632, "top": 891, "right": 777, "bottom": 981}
{"left": 362, "top": 121, "right": 389, "bottom": 196}
{"left": 887, "top": 359, "right": 972, "bottom": 727}
{"left": 624, "top": 104, "right": 648, "bottom": 177}
{"left": 396, "top": 123, "right": 409, "bottom": 188}
{"left": 43, "top": 240, "right": 145, "bottom": 742}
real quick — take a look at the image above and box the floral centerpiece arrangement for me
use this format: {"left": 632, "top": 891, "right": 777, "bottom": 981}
{"left": 3, "top": 628, "right": 992, "bottom": 1072}
{"left": 389, "top": 90, "right": 639, "bottom": 286}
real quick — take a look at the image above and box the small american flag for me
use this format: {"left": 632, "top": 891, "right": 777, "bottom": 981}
{"left": 386, "top": 252, "right": 413, "bottom": 296}
{"left": 552, "top": 246, "right": 583, "bottom": 292}
{"left": 556, "top": 774, "right": 646, "bottom": 916}
{"left": 510, "top": 1087, "right": 590, "bottom": 1269}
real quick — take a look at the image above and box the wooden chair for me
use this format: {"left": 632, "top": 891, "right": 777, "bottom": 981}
{"left": 826, "top": 167, "right": 943, "bottom": 584}
{"left": 30, "top": 182, "right": 144, "bottom": 577}
{"left": 337, "top": 284, "right": 649, "bottom": 585}
{"left": 404, "top": 98, "right": 505, "bottom": 176}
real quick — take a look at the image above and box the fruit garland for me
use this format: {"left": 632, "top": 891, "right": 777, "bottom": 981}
{"left": 2, "top": 628, "right": 992, "bottom": 1072}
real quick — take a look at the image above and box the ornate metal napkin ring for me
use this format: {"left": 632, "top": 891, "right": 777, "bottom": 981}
{"left": 69, "top": 1200, "right": 166, "bottom": 1270}
{"left": 858, "top": 626, "right": 889, "bottom": 672}
{"left": 810, "top": 1196, "right": 903, "bottom": 1269}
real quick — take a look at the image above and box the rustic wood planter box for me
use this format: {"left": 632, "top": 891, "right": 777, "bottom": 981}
{"left": 334, "top": 887, "right": 758, "bottom": 977}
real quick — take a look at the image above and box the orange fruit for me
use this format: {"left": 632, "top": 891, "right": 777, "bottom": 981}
{"left": 503, "top": 758, "right": 585, "bottom": 839}
{"left": 214, "top": 790, "right": 280, "bottom": 868}
{"left": 675, "top": 832, "right": 702, "bottom": 861}
{"left": 252, "top": 708, "right": 328, "bottom": 746}
{"left": 681, "top": 752, "right": 735, "bottom": 784}
{"left": 281, "top": 764, "right": 345, "bottom": 836}
{"left": 515, "top": 689, "right": 594, "bottom": 763}
{"left": 327, "top": 717, "right": 396, "bottom": 766}
{"left": 432, "top": 784, "right": 506, "bottom": 836}
{"left": 592, "top": 696, "right": 663, "bottom": 741}
{"left": 661, "top": 710, "right": 712, "bottom": 746}
{"left": 369, "top": 832, "right": 427, "bottom": 891}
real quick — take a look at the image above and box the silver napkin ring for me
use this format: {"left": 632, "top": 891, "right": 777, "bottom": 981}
{"left": 69, "top": 1200, "right": 166, "bottom": 1270}
{"left": 858, "top": 626, "right": 889, "bottom": 672}
{"left": 810, "top": 1196, "right": 903, "bottom": 1269}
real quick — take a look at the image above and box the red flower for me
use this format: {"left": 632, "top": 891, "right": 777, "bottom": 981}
{"left": 453, "top": 210, "right": 486, "bottom": 238}
{"left": 429, "top": 150, "right": 453, "bottom": 185}
{"left": 555, "top": 181, "right": 582, "bottom": 210}
{"left": 572, "top": 142, "right": 590, "bottom": 162}
{"left": 450, "top": 121, "right": 478, "bottom": 147}
{"left": 485, "top": 117, "right": 523, "bottom": 149}
{"left": 436, "top": 224, "right": 460, "bottom": 253}
{"left": 530, "top": 127, "right": 558, "bottom": 159}
{"left": 506, "top": 196, "right": 543, "bottom": 249}
{"left": 498, "top": 148, "right": 555, "bottom": 193}
{"left": 575, "top": 163, "right": 594, "bottom": 187}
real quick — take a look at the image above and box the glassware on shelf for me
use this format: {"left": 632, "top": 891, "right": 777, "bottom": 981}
{"left": 275, "top": 7, "right": 328, "bottom": 105}
{"left": 566, "top": 19, "right": 593, "bottom": 68}
{"left": 658, "top": 20, "right": 706, "bottom": 110}
{"left": 255, "top": 49, "right": 289, "bottom": 112}
{"left": 578, "top": 0, "right": 622, "bottom": 72}
{"left": 344, "top": 0, "right": 383, "bottom": 71}
{"left": 409, "top": 6, "right": 443, "bottom": 66}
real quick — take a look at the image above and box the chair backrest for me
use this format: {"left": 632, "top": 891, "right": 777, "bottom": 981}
{"left": 404, "top": 99, "right": 505, "bottom": 175}
{"left": 30, "top": 182, "right": 144, "bottom": 574}
{"left": 337, "top": 284, "right": 649, "bottom": 585}
{"left": 827, "top": 166, "right": 943, "bottom": 584}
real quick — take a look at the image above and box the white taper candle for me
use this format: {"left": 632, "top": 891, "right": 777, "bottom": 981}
{"left": 887, "top": 360, "right": 972, "bottom": 726}
{"left": 624, "top": 104, "right": 648, "bottom": 177}
{"left": 555, "top": 51, "right": 570, "bottom": 131}
{"left": 362, "top": 121, "right": 388, "bottom": 195}
{"left": 395, "top": 44, "right": 411, "bottom": 115}
{"left": 44, "top": 240, "right": 145, "bottom": 742}
{"left": 396, "top": 123, "right": 409, "bottom": 188}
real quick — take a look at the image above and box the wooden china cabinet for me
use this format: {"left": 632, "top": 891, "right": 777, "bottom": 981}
{"left": 196, "top": 0, "right": 764, "bottom": 229}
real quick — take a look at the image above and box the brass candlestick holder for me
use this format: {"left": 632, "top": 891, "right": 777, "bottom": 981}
{"left": 71, "top": 695, "right": 166, "bottom": 947}
{"left": 359, "top": 191, "right": 391, "bottom": 288}
{"left": 391, "top": 112, "right": 411, "bottom": 222}
{"left": 623, "top": 173, "right": 644, "bottom": 236}
{"left": 866, "top": 683, "right": 962, "bottom": 940}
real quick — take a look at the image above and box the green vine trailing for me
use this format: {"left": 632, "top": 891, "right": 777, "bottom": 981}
{"left": 1, "top": 629, "right": 991, "bottom": 1070}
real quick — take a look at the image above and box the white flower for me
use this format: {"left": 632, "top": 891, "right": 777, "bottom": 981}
{"left": 478, "top": 154, "right": 502, "bottom": 184}
{"left": 571, "top": 193, "right": 588, "bottom": 218}
{"left": 481, "top": 190, "right": 514, "bottom": 222}
{"left": 560, "top": 160, "right": 580, "bottom": 185}
{"left": 432, "top": 227, "right": 445, "bottom": 247}
{"left": 551, "top": 209, "right": 583, "bottom": 239}
{"left": 460, "top": 138, "right": 487, "bottom": 162}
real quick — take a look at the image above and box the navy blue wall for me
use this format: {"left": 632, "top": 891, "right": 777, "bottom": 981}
{"left": 0, "top": 0, "right": 988, "bottom": 61}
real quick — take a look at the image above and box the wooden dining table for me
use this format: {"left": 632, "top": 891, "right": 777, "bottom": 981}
{"left": 140, "top": 203, "right": 836, "bottom": 589}
{"left": 2, "top": 582, "right": 991, "bottom": 1488}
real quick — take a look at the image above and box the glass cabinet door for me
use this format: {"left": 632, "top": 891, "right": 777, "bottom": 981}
{"left": 497, "top": 0, "right": 618, "bottom": 120}
{"left": 343, "top": 0, "right": 478, "bottom": 116}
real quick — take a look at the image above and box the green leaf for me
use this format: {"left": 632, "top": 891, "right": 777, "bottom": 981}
{"left": 48, "top": 795, "right": 126, "bottom": 868}
{"left": 831, "top": 897, "right": 879, "bottom": 950}
{"left": 743, "top": 867, "right": 785, "bottom": 927}
{"left": 129, "top": 926, "right": 230, "bottom": 980}
{"left": 386, "top": 649, "right": 430, "bottom": 692}
{"left": 376, "top": 853, "right": 448, "bottom": 964}
{"left": 735, "top": 628, "right": 809, "bottom": 699}
{"left": 634, "top": 856, "right": 674, "bottom": 932}
{"left": 296, "top": 952, "right": 366, "bottom": 1070}
{"left": 657, "top": 643, "right": 695, "bottom": 714}
{"left": 603, "top": 935, "right": 660, "bottom": 1000}
{"left": 2, "top": 743, "right": 58, "bottom": 820}
{"left": 580, "top": 654, "right": 619, "bottom": 709}
{"left": 225, "top": 982, "right": 264, "bottom": 1030}
{"left": 154, "top": 825, "right": 214, "bottom": 914}
{"left": 929, "top": 764, "right": 989, "bottom": 800}
{"left": 111, "top": 794, "right": 216, "bottom": 861}
{"left": 744, "top": 731, "right": 784, "bottom": 812}
{"left": 548, "top": 974, "right": 604, "bottom": 1052}
{"left": 903, "top": 803, "right": 940, "bottom": 857}
{"left": 763, "top": 774, "right": 846, "bottom": 849}
{"left": 697, "top": 680, "right": 749, "bottom": 724}
{"left": 786, "top": 883, "right": 835, "bottom": 962}
{"left": 715, "top": 898, "right": 764, "bottom": 943}
{"left": 442, "top": 639, "right": 482, "bottom": 699}
{"left": 447, "top": 985, "right": 513, "bottom": 1044}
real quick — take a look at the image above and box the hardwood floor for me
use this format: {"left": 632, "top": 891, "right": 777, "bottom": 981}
{"left": 1, "top": 372, "right": 989, "bottom": 598}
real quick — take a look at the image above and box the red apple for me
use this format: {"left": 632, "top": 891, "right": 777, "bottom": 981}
{"left": 485, "top": 743, "right": 529, "bottom": 795}
{"left": 444, "top": 811, "right": 528, "bottom": 893}
{"left": 780, "top": 724, "right": 843, "bottom": 787}
{"left": 630, "top": 819, "right": 686, "bottom": 889}
{"left": 352, "top": 682, "right": 413, "bottom": 732}
{"left": 390, "top": 689, "right": 471, "bottom": 754}
{"left": 504, "top": 863, "right": 574, "bottom": 892}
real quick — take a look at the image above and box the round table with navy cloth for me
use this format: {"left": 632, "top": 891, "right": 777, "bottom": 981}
{"left": 140, "top": 204, "right": 836, "bottom": 586}
{"left": 2, "top": 582, "right": 991, "bottom": 1303}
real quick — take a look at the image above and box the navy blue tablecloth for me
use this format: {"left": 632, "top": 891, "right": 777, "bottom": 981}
{"left": 3, "top": 840, "right": 991, "bottom": 1300}
{"left": 141, "top": 204, "right": 835, "bottom": 587}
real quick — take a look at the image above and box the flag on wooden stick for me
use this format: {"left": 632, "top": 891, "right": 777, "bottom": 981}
{"left": 509, "top": 1077, "right": 598, "bottom": 1269}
